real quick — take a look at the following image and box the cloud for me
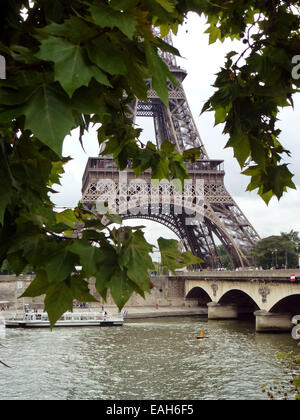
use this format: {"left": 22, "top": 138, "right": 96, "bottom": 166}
{"left": 237, "top": 188, "right": 300, "bottom": 238}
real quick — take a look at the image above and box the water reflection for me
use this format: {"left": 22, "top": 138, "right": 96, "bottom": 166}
{"left": 0, "top": 317, "right": 298, "bottom": 400}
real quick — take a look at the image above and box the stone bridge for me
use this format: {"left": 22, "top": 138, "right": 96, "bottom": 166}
{"left": 174, "top": 269, "right": 300, "bottom": 332}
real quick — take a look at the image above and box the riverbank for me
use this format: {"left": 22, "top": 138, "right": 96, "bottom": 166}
{"left": 121, "top": 306, "right": 207, "bottom": 319}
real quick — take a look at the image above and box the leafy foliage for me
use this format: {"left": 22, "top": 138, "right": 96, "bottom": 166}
{"left": 200, "top": 0, "right": 300, "bottom": 203}
{"left": 262, "top": 351, "right": 300, "bottom": 400}
{"left": 215, "top": 244, "right": 232, "bottom": 269}
{"left": 0, "top": 1, "right": 299, "bottom": 325}
{"left": 252, "top": 230, "right": 300, "bottom": 269}
{"left": 158, "top": 237, "right": 202, "bottom": 272}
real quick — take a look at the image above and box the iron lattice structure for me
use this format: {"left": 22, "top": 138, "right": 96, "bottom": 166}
{"left": 81, "top": 35, "right": 260, "bottom": 268}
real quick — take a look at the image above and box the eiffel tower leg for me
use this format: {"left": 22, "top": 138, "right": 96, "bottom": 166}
{"left": 164, "top": 207, "right": 248, "bottom": 269}
{"left": 204, "top": 201, "right": 249, "bottom": 267}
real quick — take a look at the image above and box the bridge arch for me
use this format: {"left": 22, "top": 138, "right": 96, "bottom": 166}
{"left": 269, "top": 293, "right": 300, "bottom": 315}
{"left": 218, "top": 289, "right": 260, "bottom": 315}
{"left": 185, "top": 286, "right": 212, "bottom": 307}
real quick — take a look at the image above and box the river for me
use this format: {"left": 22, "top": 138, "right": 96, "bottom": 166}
{"left": 0, "top": 316, "right": 299, "bottom": 400}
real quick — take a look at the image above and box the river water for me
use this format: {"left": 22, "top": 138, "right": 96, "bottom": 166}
{"left": 0, "top": 316, "right": 299, "bottom": 400}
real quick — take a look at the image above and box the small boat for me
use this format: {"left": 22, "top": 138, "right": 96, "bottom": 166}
{"left": 196, "top": 328, "right": 208, "bottom": 339}
{"left": 5, "top": 311, "right": 124, "bottom": 328}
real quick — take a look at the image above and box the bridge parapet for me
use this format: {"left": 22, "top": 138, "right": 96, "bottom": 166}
{"left": 172, "top": 269, "right": 300, "bottom": 283}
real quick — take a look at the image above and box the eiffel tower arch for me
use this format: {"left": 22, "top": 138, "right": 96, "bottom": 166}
{"left": 81, "top": 35, "right": 260, "bottom": 269}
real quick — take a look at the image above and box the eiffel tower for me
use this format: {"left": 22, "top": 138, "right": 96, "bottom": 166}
{"left": 81, "top": 34, "right": 260, "bottom": 268}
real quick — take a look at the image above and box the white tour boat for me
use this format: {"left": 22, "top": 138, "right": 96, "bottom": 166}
{"left": 5, "top": 311, "right": 124, "bottom": 328}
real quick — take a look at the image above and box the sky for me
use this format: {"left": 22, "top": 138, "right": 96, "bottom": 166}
{"left": 51, "top": 13, "right": 300, "bottom": 253}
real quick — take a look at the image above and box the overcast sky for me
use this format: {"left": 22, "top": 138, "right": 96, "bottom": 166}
{"left": 51, "top": 13, "right": 300, "bottom": 252}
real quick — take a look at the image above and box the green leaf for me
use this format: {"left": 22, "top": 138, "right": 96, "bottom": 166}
{"left": 124, "top": 53, "right": 148, "bottom": 101}
{"left": 44, "top": 248, "right": 78, "bottom": 284}
{"left": 205, "top": 25, "right": 222, "bottom": 44}
{"left": 214, "top": 107, "right": 227, "bottom": 125}
{"left": 180, "top": 250, "right": 203, "bottom": 267}
{"left": 110, "top": 0, "right": 140, "bottom": 10}
{"left": 42, "top": 0, "right": 64, "bottom": 23}
{"left": 0, "top": 86, "right": 35, "bottom": 106}
{"left": 270, "top": 165, "right": 296, "bottom": 199}
{"left": 119, "top": 229, "right": 154, "bottom": 291}
{"left": 44, "top": 280, "right": 74, "bottom": 328}
{"left": 87, "top": 37, "right": 127, "bottom": 76}
{"left": 95, "top": 266, "right": 114, "bottom": 301}
{"left": 249, "top": 135, "right": 266, "bottom": 170}
{"left": 161, "top": 140, "right": 175, "bottom": 155}
{"left": 37, "top": 16, "right": 98, "bottom": 43}
{"left": 70, "top": 275, "right": 98, "bottom": 303}
{"left": 24, "top": 84, "right": 75, "bottom": 156}
{"left": 68, "top": 240, "right": 100, "bottom": 278}
{"left": 293, "top": 376, "right": 300, "bottom": 388}
{"left": 152, "top": 157, "right": 170, "bottom": 182}
{"left": 68, "top": 240, "right": 118, "bottom": 280}
{"left": 55, "top": 209, "right": 78, "bottom": 229}
{"left": 154, "top": 0, "right": 176, "bottom": 13}
{"left": 183, "top": 147, "right": 202, "bottom": 163}
{"left": 21, "top": 270, "right": 49, "bottom": 298}
{"left": 258, "top": 189, "right": 274, "bottom": 205}
{"left": 158, "top": 237, "right": 202, "bottom": 272}
{"left": 89, "top": 3, "right": 138, "bottom": 39}
{"left": 158, "top": 239, "right": 188, "bottom": 269}
{"left": 6, "top": 251, "right": 28, "bottom": 276}
{"left": 169, "top": 154, "right": 189, "bottom": 185}
{"left": 37, "top": 37, "right": 111, "bottom": 97}
{"left": 226, "top": 51, "right": 238, "bottom": 60}
{"left": 105, "top": 212, "right": 123, "bottom": 225}
{"left": 132, "top": 145, "right": 156, "bottom": 177}
{"left": 110, "top": 268, "right": 135, "bottom": 310}
{"left": 144, "top": 39, "right": 175, "bottom": 106}
{"left": 155, "top": 37, "right": 181, "bottom": 58}
{"left": 72, "top": 84, "right": 108, "bottom": 115}
{"left": 20, "top": 236, "right": 58, "bottom": 267}
{"left": 225, "top": 130, "right": 251, "bottom": 168}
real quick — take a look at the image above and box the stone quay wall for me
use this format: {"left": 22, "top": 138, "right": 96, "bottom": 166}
{"left": 0, "top": 274, "right": 186, "bottom": 310}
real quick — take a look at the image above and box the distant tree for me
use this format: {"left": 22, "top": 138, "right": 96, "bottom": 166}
{"left": 0, "top": 260, "right": 34, "bottom": 275}
{"left": 0, "top": 260, "right": 12, "bottom": 275}
{"left": 280, "top": 230, "right": 300, "bottom": 245}
{"left": 254, "top": 231, "right": 299, "bottom": 268}
{"left": 216, "top": 244, "right": 232, "bottom": 269}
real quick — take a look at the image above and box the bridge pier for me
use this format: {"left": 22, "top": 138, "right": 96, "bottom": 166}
{"left": 254, "top": 311, "right": 293, "bottom": 333}
{"left": 207, "top": 302, "right": 238, "bottom": 320}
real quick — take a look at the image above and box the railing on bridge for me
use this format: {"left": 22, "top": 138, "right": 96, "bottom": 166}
{"left": 167, "top": 269, "right": 300, "bottom": 283}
